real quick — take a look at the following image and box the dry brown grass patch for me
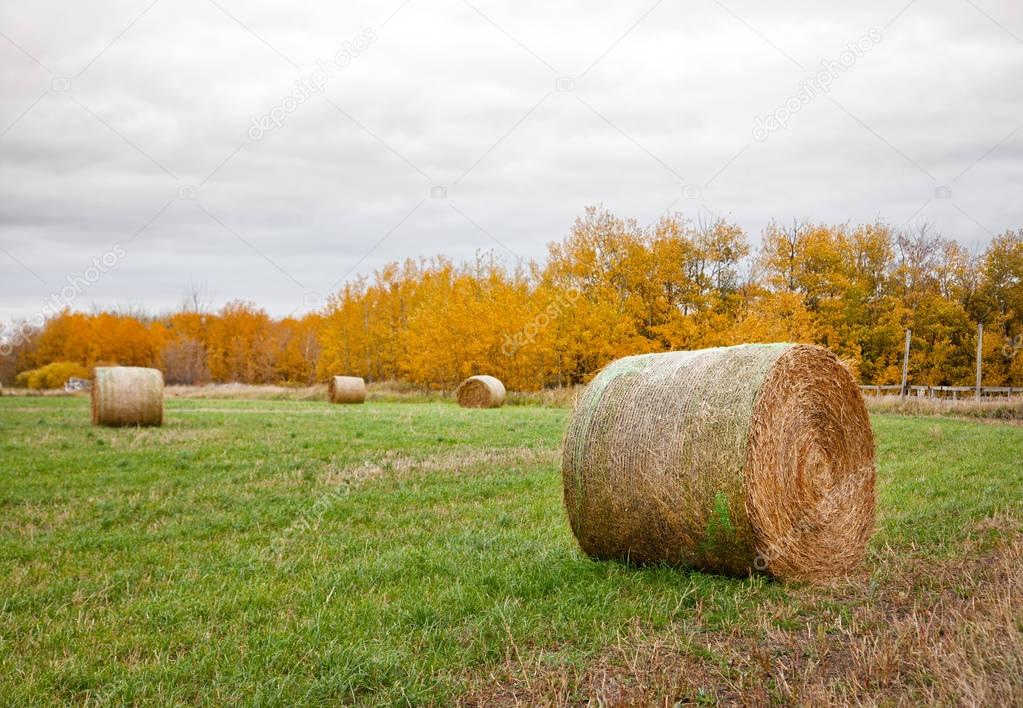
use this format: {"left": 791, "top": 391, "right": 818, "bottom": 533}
{"left": 461, "top": 518, "right": 1023, "bottom": 706}
{"left": 166, "top": 383, "right": 328, "bottom": 401}
{"left": 866, "top": 395, "right": 1023, "bottom": 422}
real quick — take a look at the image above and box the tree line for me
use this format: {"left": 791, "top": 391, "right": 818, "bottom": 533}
{"left": 3, "top": 207, "right": 1022, "bottom": 390}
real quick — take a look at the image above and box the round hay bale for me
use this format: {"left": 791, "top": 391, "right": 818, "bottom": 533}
{"left": 91, "top": 366, "right": 164, "bottom": 427}
{"left": 562, "top": 344, "right": 875, "bottom": 582}
{"left": 328, "top": 376, "right": 366, "bottom": 404}
{"left": 456, "top": 375, "right": 506, "bottom": 408}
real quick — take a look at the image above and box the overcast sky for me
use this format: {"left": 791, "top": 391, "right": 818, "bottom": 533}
{"left": 1, "top": 0, "right": 1022, "bottom": 320}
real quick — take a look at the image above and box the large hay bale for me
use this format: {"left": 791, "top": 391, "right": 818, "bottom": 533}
{"left": 91, "top": 366, "right": 164, "bottom": 427}
{"left": 456, "top": 375, "right": 506, "bottom": 408}
{"left": 328, "top": 376, "right": 366, "bottom": 404}
{"left": 562, "top": 344, "right": 875, "bottom": 582}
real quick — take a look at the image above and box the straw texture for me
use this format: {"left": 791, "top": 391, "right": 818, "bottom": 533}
{"left": 328, "top": 376, "right": 367, "bottom": 404}
{"left": 456, "top": 375, "right": 506, "bottom": 408}
{"left": 91, "top": 366, "right": 164, "bottom": 427}
{"left": 562, "top": 344, "right": 875, "bottom": 582}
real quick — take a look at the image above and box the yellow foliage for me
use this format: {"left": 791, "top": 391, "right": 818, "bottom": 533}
{"left": 15, "top": 361, "right": 91, "bottom": 389}
{"left": 7, "top": 213, "right": 1023, "bottom": 391}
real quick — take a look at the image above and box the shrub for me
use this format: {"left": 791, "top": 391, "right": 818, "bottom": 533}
{"left": 15, "top": 362, "right": 91, "bottom": 390}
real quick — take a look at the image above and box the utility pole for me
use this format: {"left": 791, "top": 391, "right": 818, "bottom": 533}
{"left": 900, "top": 329, "right": 911, "bottom": 399}
{"left": 976, "top": 322, "right": 983, "bottom": 399}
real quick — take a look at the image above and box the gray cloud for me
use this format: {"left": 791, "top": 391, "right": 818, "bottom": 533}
{"left": 2, "top": 0, "right": 1022, "bottom": 320}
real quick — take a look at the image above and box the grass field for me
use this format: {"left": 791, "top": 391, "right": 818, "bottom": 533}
{"left": 1, "top": 398, "right": 1021, "bottom": 705}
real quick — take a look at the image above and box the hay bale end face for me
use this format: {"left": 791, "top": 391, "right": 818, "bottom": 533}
{"left": 562, "top": 344, "right": 876, "bottom": 582}
{"left": 329, "top": 376, "right": 366, "bottom": 404}
{"left": 91, "top": 366, "right": 164, "bottom": 427}
{"left": 456, "top": 375, "right": 506, "bottom": 408}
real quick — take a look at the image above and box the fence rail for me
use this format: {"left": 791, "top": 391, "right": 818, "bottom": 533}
{"left": 869, "top": 325, "right": 1023, "bottom": 400}
{"left": 860, "top": 384, "right": 1023, "bottom": 399}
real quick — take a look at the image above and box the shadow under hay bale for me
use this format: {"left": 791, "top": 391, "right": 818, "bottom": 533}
{"left": 455, "top": 375, "right": 506, "bottom": 409}
{"left": 91, "top": 366, "right": 164, "bottom": 427}
{"left": 328, "top": 376, "right": 366, "bottom": 404}
{"left": 562, "top": 344, "right": 876, "bottom": 583}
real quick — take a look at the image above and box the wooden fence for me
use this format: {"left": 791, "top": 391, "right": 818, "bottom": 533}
{"left": 859, "top": 384, "right": 1023, "bottom": 400}
{"left": 860, "top": 326, "right": 1022, "bottom": 399}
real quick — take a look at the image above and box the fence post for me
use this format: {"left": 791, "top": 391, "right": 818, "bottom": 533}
{"left": 975, "top": 322, "right": 983, "bottom": 400}
{"left": 900, "top": 329, "right": 911, "bottom": 399}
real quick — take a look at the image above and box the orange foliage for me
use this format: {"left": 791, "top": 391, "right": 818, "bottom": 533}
{"left": 5, "top": 210, "right": 1023, "bottom": 390}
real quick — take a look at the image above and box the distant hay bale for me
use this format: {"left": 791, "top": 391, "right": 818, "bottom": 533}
{"left": 328, "top": 376, "right": 366, "bottom": 404}
{"left": 91, "top": 366, "right": 164, "bottom": 427}
{"left": 562, "top": 344, "right": 876, "bottom": 582}
{"left": 456, "top": 375, "right": 506, "bottom": 408}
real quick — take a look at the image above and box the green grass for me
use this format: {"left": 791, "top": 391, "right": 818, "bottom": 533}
{"left": 0, "top": 398, "right": 1021, "bottom": 705}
